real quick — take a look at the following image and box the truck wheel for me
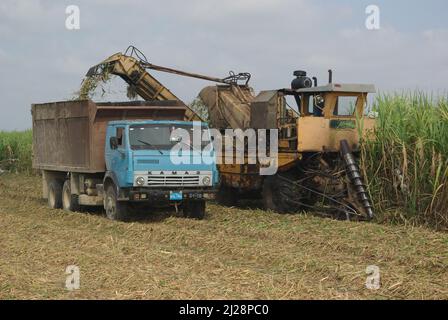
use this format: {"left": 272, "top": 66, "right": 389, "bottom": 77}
{"left": 183, "top": 200, "right": 206, "bottom": 220}
{"left": 104, "top": 185, "right": 129, "bottom": 221}
{"left": 262, "top": 176, "right": 288, "bottom": 213}
{"left": 48, "top": 180, "right": 63, "bottom": 209}
{"left": 62, "top": 180, "right": 80, "bottom": 212}
{"left": 216, "top": 186, "right": 237, "bottom": 207}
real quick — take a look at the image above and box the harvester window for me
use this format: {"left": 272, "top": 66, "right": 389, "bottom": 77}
{"left": 307, "top": 95, "right": 324, "bottom": 117}
{"left": 307, "top": 95, "right": 314, "bottom": 114}
{"left": 334, "top": 96, "right": 358, "bottom": 116}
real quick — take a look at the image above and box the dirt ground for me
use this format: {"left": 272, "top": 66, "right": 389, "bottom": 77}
{"left": 0, "top": 174, "right": 446, "bottom": 299}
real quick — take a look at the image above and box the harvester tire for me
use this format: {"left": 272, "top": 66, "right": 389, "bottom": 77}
{"left": 216, "top": 186, "right": 237, "bottom": 207}
{"left": 262, "top": 176, "right": 289, "bottom": 213}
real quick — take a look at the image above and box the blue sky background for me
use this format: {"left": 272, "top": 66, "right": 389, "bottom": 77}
{"left": 0, "top": 0, "right": 447, "bottom": 130}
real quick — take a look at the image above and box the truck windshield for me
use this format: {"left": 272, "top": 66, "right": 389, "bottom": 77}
{"left": 129, "top": 124, "right": 209, "bottom": 150}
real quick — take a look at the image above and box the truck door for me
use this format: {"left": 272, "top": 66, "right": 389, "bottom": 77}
{"left": 109, "top": 126, "right": 129, "bottom": 187}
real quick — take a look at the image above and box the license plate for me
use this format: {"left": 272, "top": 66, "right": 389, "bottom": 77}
{"left": 169, "top": 191, "right": 183, "bottom": 201}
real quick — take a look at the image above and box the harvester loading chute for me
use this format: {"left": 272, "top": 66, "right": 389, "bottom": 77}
{"left": 85, "top": 46, "right": 252, "bottom": 122}
{"left": 85, "top": 51, "right": 200, "bottom": 121}
{"left": 86, "top": 53, "right": 180, "bottom": 102}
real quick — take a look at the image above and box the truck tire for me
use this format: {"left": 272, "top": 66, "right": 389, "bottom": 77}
{"left": 183, "top": 200, "right": 206, "bottom": 220}
{"left": 216, "top": 186, "right": 237, "bottom": 207}
{"left": 104, "top": 185, "right": 129, "bottom": 221}
{"left": 62, "top": 180, "right": 80, "bottom": 212}
{"left": 48, "top": 180, "right": 63, "bottom": 209}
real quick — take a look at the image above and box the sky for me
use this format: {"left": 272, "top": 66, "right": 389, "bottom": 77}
{"left": 0, "top": 0, "right": 447, "bottom": 130}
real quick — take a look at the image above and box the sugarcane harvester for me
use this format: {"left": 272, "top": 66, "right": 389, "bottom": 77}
{"left": 199, "top": 71, "right": 376, "bottom": 220}
{"left": 87, "top": 46, "right": 375, "bottom": 220}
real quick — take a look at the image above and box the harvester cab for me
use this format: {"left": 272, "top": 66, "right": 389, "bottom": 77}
{"left": 282, "top": 70, "right": 377, "bottom": 153}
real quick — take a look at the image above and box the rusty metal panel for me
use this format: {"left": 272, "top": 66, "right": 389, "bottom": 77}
{"left": 32, "top": 100, "right": 91, "bottom": 172}
{"left": 218, "top": 164, "right": 263, "bottom": 191}
{"left": 58, "top": 116, "right": 90, "bottom": 167}
{"left": 32, "top": 100, "right": 189, "bottom": 173}
{"left": 199, "top": 85, "right": 253, "bottom": 129}
{"left": 250, "top": 90, "right": 279, "bottom": 129}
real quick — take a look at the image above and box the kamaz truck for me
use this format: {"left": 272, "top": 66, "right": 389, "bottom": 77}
{"left": 32, "top": 100, "right": 218, "bottom": 221}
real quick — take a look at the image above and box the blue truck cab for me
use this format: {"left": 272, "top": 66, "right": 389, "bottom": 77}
{"left": 102, "top": 120, "right": 219, "bottom": 220}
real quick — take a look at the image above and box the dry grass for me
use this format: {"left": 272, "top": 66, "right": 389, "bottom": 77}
{"left": 0, "top": 174, "right": 447, "bottom": 300}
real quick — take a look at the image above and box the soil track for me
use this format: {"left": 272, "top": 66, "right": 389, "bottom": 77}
{"left": 0, "top": 174, "right": 446, "bottom": 299}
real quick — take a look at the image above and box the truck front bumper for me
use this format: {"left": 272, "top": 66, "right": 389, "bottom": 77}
{"left": 120, "top": 188, "right": 216, "bottom": 202}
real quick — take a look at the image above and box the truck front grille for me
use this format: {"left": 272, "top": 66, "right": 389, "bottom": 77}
{"left": 147, "top": 175, "right": 200, "bottom": 187}
{"left": 134, "top": 170, "right": 212, "bottom": 187}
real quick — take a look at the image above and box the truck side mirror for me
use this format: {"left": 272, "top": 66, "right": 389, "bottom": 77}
{"left": 110, "top": 137, "right": 118, "bottom": 150}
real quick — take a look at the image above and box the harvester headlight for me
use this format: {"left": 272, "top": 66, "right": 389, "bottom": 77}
{"left": 136, "top": 176, "right": 146, "bottom": 186}
{"left": 202, "top": 176, "right": 211, "bottom": 186}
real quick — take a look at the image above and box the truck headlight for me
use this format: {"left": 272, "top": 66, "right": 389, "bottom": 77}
{"left": 135, "top": 176, "right": 146, "bottom": 186}
{"left": 202, "top": 176, "right": 211, "bottom": 186}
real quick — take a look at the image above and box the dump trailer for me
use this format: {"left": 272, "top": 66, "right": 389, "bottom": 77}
{"left": 32, "top": 100, "right": 219, "bottom": 221}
